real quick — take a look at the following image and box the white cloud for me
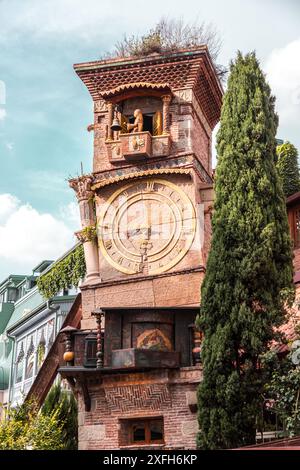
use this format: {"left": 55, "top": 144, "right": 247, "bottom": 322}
{"left": 59, "top": 201, "right": 80, "bottom": 229}
{"left": 0, "top": 108, "right": 6, "bottom": 120}
{"left": 265, "top": 39, "right": 300, "bottom": 141}
{"left": 0, "top": 0, "right": 120, "bottom": 41}
{"left": 0, "top": 193, "right": 77, "bottom": 277}
{"left": 0, "top": 194, "right": 20, "bottom": 223}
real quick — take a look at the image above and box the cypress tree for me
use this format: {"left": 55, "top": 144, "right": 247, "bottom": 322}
{"left": 276, "top": 142, "right": 300, "bottom": 197}
{"left": 197, "top": 52, "right": 294, "bottom": 449}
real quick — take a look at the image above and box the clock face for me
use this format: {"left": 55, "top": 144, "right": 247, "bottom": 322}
{"left": 98, "top": 178, "right": 196, "bottom": 275}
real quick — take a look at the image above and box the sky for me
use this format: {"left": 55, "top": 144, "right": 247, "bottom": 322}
{"left": 0, "top": 0, "right": 299, "bottom": 279}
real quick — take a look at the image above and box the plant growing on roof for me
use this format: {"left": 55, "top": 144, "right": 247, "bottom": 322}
{"left": 36, "top": 244, "right": 86, "bottom": 299}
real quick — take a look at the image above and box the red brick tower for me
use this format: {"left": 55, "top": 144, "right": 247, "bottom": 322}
{"left": 61, "top": 48, "right": 222, "bottom": 450}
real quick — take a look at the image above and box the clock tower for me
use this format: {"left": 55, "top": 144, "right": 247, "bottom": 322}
{"left": 61, "top": 47, "right": 222, "bottom": 450}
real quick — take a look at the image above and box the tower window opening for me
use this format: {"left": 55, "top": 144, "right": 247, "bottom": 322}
{"left": 128, "top": 113, "right": 154, "bottom": 135}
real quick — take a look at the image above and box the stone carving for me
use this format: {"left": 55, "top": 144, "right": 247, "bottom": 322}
{"left": 126, "top": 109, "right": 143, "bottom": 133}
{"left": 174, "top": 89, "right": 192, "bottom": 104}
{"left": 130, "top": 135, "right": 145, "bottom": 151}
{"left": 94, "top": 100, "right": 107, "bottom": 113}
{"left": 69, "top": 175, "right": 94, "bottom": 201}
{"left": 110, "top": 142, "right": 121, "bottom": 160}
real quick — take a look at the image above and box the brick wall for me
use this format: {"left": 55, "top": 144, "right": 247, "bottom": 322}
{"left": 77, "top": 367, "right": 201, "bottom": 450}
{"left": 294, "top": 248, "right": 300, "bottom": 272}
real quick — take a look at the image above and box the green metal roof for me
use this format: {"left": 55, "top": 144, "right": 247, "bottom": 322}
{"left": 32, "top": 260, "right": 53, "bottom": 274}
{"left": 0, "top": 303, "right": 14, "bottom": 334}
{"left": 0, "top": 275, "right": 27, "bottom": 292}
{"left": 5, "top": 288, "right": 45, "bottom": 331}
{"left": 0, "top": 363, "right": 10, "bottom": 390}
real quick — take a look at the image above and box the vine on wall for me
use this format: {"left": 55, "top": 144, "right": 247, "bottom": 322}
{"left": 37, "top": 244, "right": 86, "bottom": 299}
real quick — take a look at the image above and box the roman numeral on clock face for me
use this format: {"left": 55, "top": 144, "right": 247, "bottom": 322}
{"left": 146, "top": 181, "right": 155, "bottom": 192}
{"left": 104, "top": 240, "right": 112, "bottom": 250}
{"left": 103, "top": 223, "right": 112, "bottom": 232}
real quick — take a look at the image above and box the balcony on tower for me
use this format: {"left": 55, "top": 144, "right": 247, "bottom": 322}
{"left": 74, "top": 49, "right": 223, "bottom": 174}
{"left": 101, "top": 84, "right": 172, "bottom": 162}
{"left": 58, "top": 307, "right": 201, "bottom": 375}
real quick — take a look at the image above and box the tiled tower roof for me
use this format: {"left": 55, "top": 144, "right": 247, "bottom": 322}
{"left": 74, "top": 47, "right": 223, "bottom": 128}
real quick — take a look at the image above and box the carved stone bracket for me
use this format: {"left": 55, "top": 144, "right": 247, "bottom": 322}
{"left": 77, "top": 374, "right": 91, "bottom": 412}
{"left": 69, "top": 175, "right": 94, "bottom": 202}
{"left": 66, "top": 376, "right": 76, "bottom": 391}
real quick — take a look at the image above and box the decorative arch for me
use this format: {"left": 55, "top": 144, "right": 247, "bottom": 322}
{"left": 100, "top": 82, "right": 171, "bottom": 103}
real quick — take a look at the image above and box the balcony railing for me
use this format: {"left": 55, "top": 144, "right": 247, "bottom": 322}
{"left": 106, "top": 132, "right": 171, "bottom": 162}
{"left": 59, "top": 330, "right": 180, "bottom": 371}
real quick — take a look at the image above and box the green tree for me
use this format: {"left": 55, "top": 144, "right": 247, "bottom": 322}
{"left": 0, "top": 401, "right": 65, "bottom": 450}
{"left": 264, "top": 335, "right": 300, "bottom": 437}
{"left": 276, "top": 142, "right": 300, "bottom": 197}
{"left": 42, "top": 383, "right": 78, "bottom": 450}
{"left": 197, "top": 51, "right": 294, "bottom": 449}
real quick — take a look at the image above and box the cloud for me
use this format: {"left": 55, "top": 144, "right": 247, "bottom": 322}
{"left": 0, "top": 0, "right": 120, "bottom": 42}
{"left": 0, "top": 194, "right": 20, "bottom": 223}
{"left": 265, "top": 39, "right": 300, "bottom": 142}
{"left": 0, "top": 193, "right": 77, "bottom": 277}
{"left": 59, "top": 201, "right": 80, "bottom": 230}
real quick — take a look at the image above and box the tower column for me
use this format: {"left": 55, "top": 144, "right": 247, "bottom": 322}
{"left": 69, "top": 175, "right": 100, "bottom": 282}
{"left": 162, "top": 94, "right": 172, "bottom": 135}
{"left": 107, "top": 101, "right": 113, "bottom": 141}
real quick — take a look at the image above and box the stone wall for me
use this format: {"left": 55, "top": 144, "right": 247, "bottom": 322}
{"left": 77, "top": 367, "right": 201, "bottom": 450}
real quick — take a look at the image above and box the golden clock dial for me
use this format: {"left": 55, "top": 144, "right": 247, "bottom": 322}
{"left": 98, "top": 178, "right": 196, "bottom": 275}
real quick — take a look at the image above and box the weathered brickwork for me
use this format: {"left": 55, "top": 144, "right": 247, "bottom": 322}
{"left": 105, "top": 383, "right": 171, "bottom": 413}
{"left": 294, "top": 248, "right": 300, "bottom": 272}
{"left": 77, "top": 367, "right": 201, "bottom": 450}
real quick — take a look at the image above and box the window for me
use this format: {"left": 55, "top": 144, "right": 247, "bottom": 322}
{"left": 294, "top": 208, "right": 300, "bottom": 248}
{"left": 37, "top": 342, "right": 45, "bottom": 370}
{"left": 15, "top": 343, "right": 24, "bottom": 383}
{"left": 289, "top": 206, "right": 300, "bottom": 248}
{"left": 126, "top": 418, "right": 164, "bottom": 446}
{"left": 25, "top": 337, "right": 35, "bottom": 380}
{"left": 121, "top": 110, "right": 162, "bottom": 137}
{"left": 7, "top": 287, "right": 18, "bottom": 302}
{"left": 84, "top": 334, "right": 97, "bottom": 367}
{"left": 15, "top": 358, "right": 24, "bottom": 383}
